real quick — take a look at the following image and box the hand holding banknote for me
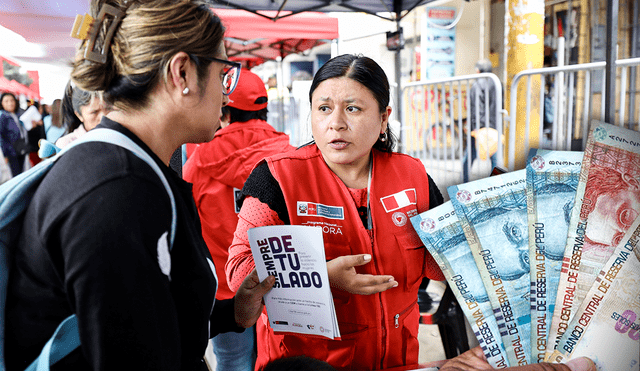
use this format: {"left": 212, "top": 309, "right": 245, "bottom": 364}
{"left": 440, "top": 346, "right": 595, "bottom": 371}
{"left": 326, "top": 254, "right": 398, "bottom": 295}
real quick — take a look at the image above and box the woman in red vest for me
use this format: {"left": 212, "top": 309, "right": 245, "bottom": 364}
{"left": 226, "top": 54, "right": 445, "bottom": 370}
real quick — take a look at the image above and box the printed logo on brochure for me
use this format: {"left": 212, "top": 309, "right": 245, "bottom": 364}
{"left": 530, "top": 155, "right": 545, "bottom": 170}
{"left": 318, "top": 326, "right": 331, "bottom": 335}
{"left": 297, "top": 201, "right": 344, "bottom": 220}
{"left": 307, "top": 324, "right": 315, "bottom": 330}
{"left": 593, "top": 126, "right": 607, "bottom": 141}
{"left": 455, "top": 189, "right": 472, "bottom": 204}
{"left": 392, "top": 211, "right": 407, "bottom": 227}
{"left": 380, "top": 189, "right": 417, "bottom": 213}
{"left": 420, "top": 218, "right": 436, "bottom": 232}
{"left": 272, "top": 320, "right": 289, "bottom": 325}
{"left": 292, "top": 323, "right": 303, "bottom": 328}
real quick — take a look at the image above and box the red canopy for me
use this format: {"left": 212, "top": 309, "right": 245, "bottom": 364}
{"left": 1, "top": 3, "right": 338, "bottom": 68}
{"left": 0, "top": 56, "right": 41, "bottom": 100}
{"left": 215, "top": 9, "right": 339, "bottom": 67}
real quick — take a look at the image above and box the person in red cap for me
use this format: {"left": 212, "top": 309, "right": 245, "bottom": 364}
{"left": 183, "top": 68, "right": 294, "bottom": 371}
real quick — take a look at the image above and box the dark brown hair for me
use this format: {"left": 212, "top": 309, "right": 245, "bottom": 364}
{"left": 309, "top": 54, "right": 396, "bottom": 153}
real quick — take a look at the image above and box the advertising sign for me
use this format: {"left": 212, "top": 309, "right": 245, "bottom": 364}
{"left": 421, "top": 7, "right": 456, "bottom": 80}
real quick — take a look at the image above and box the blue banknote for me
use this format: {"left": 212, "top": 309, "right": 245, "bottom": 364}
{"left": 411, "top": 202, "right": 510, "bottom": 368}
{"left": 525, "top": 149, "right": 583, "bottom": 363}
{"left": 448, "top": 169, "right": 532, "bottom": 366}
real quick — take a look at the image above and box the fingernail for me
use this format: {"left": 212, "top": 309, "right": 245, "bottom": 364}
{"left": 565, "top": 357, "right": 595, "bottom": 371}
{"left": 363, "top": 254, "right": 371, "bottom": 262}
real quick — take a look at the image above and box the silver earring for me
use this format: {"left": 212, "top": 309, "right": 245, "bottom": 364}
{"left": 380, "top": 132, "right": 386, "bottom": 142}
{"left": 183, "top": 87, "right": 189, "bottom": 95}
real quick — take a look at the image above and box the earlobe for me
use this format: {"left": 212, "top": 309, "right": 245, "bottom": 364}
{"left": 380, "top": 106, "right": 392, "bottom": 133}
{"left": 168, "top": 52, "right": 191, "bottom": 95}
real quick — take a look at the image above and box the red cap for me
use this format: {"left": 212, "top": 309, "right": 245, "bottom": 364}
{"left": 227, "top": 69, "right": 268, "bottom": 111}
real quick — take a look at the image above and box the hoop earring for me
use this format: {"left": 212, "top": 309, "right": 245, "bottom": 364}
{"left": 182, "top": 87, "right": 189, "bottom": 95}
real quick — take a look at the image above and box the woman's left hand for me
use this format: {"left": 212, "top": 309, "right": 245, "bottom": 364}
{"left": 327, "top": 254, "right": 398, "bottom": 295}
{"left": 233, "top": 269, "right": 275, "bottom": 328}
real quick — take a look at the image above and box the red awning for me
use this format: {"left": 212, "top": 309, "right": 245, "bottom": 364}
{"left": 1, "top": 4, "right": 338, "bottom": 68}
{"left": 0, "top": 76, "right": 13, "bottom": 92}
{"left": 1, "top": 78, "right": 39, "bottom": 100}
{"left": 216, "top": 9, "right": 339, "bottom": 67}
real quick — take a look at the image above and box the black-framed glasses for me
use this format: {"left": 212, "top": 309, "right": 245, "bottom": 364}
{"left": 189, "top": 55, "right": 242, "bottom": 96}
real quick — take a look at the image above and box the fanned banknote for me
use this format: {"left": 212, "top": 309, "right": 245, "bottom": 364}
{"left": 448, "top": 169, "right": 531, "bottom": 366}
{"left": 525, "top": 149, "right": 583, "bottom": 362}
{"left": 549, "top": 216, "right": 640, "bottom": 371}
{"left": 411, "top": 202, "right": 510, "bottom": 369}
{"left": 547, "top": 122, "right": 640, "bottom": 359}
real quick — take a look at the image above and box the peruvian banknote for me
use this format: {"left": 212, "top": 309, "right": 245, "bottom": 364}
{"left": 525, "top": 149, "right": 583, "bottom": 362}
{"left": 549, "top": 215, "right": 640, "bottom": 371}
{"left": 411, "top": 202, "right": 510, "bottom": 368}
{"left": 547, "top": 122, "right": 640, "bottom": 359}
{"left": 448, "top": 169, "right": 531, "bottom": 366}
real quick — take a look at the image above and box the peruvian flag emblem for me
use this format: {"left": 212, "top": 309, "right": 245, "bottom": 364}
{"left": 379, "top": 189, "right": 417, "bottom": 213}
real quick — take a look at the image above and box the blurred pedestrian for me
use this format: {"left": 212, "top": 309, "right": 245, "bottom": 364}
{"left": 43, "top": 99, "right": 65, "bottom": 144}
{"left": 25, "top": 101, "right": 46, "bottom": 166}
{"left": 0, "top": 92, "right": 28, "bottom": 177}
{"left": 55, "top": 82, "right": 110, "bottom": 148}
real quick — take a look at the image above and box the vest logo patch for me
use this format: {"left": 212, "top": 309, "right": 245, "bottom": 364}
{"left": 297, "top": 201, "right": 344, "bottom": 220}
{"left": 392, "top": 211, "right": 407, "bottom": 227}
{"left": 380, "top": 189, "right": 417, "bottom": 213}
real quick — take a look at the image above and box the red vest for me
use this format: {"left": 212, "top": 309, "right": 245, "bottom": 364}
{"left": 257, "top": 145, "right": 442, "bottom": 370}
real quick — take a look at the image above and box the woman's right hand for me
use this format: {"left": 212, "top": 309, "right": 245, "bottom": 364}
{"left": 326, "top": 254, "right": 398, "bottom": 295}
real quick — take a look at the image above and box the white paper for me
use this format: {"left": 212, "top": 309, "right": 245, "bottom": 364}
{"left": 19, "top": 105, "right": 42, "bottom": 130}
{"left": 248, "top": 225, "right": 340, "bottom": 340}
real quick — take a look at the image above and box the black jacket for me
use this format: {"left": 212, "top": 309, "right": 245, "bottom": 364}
{"left": 6, "top": 118, "right": 240, "bottom": 371}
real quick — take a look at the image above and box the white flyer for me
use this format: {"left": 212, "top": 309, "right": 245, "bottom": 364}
{"left": 248, "top": 225, "right": 341, "bottom": 340}
{"left": 19, "top": 105, "right": 42, "bottom": 130}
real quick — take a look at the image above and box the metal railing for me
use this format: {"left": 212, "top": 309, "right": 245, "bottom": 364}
{"left": 507, "top": 57, "right": 640, "bottom": 170}
{"left": 400, "top": 73, "right": 503, "bottom": 198}
{"left": 271, "top": 59, "right": 640, "bottom": 198}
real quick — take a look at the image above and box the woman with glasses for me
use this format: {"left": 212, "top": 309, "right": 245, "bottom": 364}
{"left": 4, "top": 1, "right": 272, "bottom": 370}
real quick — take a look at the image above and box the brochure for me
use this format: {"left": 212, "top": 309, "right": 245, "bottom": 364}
{"left": 19, "top": 105, "right": 42, "bottom": 130}
{"left": 248, "top": 225, "right": 341, "bottom": 340}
